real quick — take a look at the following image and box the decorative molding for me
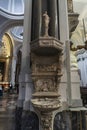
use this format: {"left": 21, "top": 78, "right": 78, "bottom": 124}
{"left": 31, "top": 37, "right": 63, "bottom": 56}
{"left": 68, "top": 13, "right": 79, "bottom": 37}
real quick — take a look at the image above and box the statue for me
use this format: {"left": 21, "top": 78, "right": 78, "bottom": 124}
{"left": 70, "top": 41, "right": 78, "bottom": 70}
{"left": 70, "top": 50, "right": 78, "bottom": 70}
{"left": 43, "top": 11, "right": 50, "bottom": 37}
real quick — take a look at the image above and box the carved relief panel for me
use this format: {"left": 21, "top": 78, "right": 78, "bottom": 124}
{"left": 31, "top": 53, "right": 62, "bottom": 93}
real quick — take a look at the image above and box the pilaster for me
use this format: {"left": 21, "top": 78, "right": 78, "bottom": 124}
{"left": 11, "top": 56, "right": 17, "bottom": 87}
{"left": 58, "top": 0, "right": 69, "bottom": 42}
{"left": 16, "top": 1, "right": 32, "bottom": 130}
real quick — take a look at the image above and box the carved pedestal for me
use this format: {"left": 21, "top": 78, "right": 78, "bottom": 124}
{"left": 31, "top": 36, "right": 63, "bottom": 130}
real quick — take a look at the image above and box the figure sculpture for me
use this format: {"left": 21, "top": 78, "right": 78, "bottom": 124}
{"left": 43, "top": 11, "right": 50, "bottom": 37}
{"left": 70, "top": 41, "right": 78, "bottom": 70}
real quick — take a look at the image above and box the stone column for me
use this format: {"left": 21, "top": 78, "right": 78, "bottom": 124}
{"left": 23, "top": 74, "right": 33, "bottom": 110}
{"left": 58, "top": 0, "right": 70, "bottom": 108}
{"left": 58, "top": 0, "right": 69, "bottom": 42}
{"left": 21, "top": 0, "right": 32, "bottom": 111}
{"left": 17, "top": 0, "right": 32, "bottom": 109}
{"left": 48, "top": 0, "right": 59, "bottom": 38}
{"left": 16, "top": 1, "right": 32, "bottom": 130}
{"left": 15, "top": 74, "right": 25, "bottom": 130}
{"left": 69, "top": 48, "right": 82, "bottom": 107}
{"left": 31, "top": 0, "right": 42, "bottom": 40}
{"left": 65, "top": 41, "right": 71, "bottom": 106}
{"left": 11, "top": 56, "right": 17, "bottom": 87}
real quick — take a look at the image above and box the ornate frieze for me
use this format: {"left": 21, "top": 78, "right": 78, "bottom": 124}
{"left": 31, "top": 53, "right": 62, "bottom": 93}
{"left": 35, "top": 79, "right": 55, "bottom": 92}
{"left": 41, "top": 112, "right": 52, "bottom": 130}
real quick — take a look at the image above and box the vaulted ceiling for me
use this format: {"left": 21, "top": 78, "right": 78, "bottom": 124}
{"left": 0, "top": 0, "right": 24, "bottom": 15}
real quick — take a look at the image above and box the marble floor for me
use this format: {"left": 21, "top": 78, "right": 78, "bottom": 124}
{"left": 0, "top": 92, "right": 17, "bottom": 130}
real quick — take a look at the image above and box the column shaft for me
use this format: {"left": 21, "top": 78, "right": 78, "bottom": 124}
{"left": 48, "top": 0, "right": 59, "bottom": 38}
{"left": 58, "top": 0, "right": 69, "bottom": 42}
{"left": 11, "top": 56, "right": 17, "bottom": 87}
{"left": 22, "top": 0, "right": 33, "bottom": 111}
{"left": 18, "top": 0, "right": 32, "bottom": 108}
{"left": 31, "top": 0, "right": 42, "bottom": 40}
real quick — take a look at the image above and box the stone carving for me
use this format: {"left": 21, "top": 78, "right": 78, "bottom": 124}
{"left": 68, "top": 13, "right": 79, "bottom": 37}
{"left": 31, "top": 28, "right": 63, "bottom": 130}
{"left": 70, "top": 50, "right": 78, "bottom": 70}
{"left": 35, "top": 63, "right": 59, "bottom": 72}
{"left": 35, "top": 79, "right": 56, "bottom": 92}
{"left": 70, "top": 41, "right": 78, "bottom": 70}
{"left": 43, "top": 11, "right": 50, "bottom": 37}
{"left": 41, "top": 112, "right": 52, "bottom": 130}
{"left": 31, "top": 36, "right": 63, "bottom": 56}
{"left": 31, "top": 53, "right": 62, "bottom": 73}
{"left": 31, "top": 53, "right": 62, "bottom": 93}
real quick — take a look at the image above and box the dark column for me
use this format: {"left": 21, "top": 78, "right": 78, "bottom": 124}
{"left": 31, "top": 0, "right": 42, "bottom": 40}
{"left": 15, "top": 107, "right": 23, "bottom": 130}
{"left": 21, "top": 112, "right": 39, "bottom": 130}
{"left": 47, "top": 0, "right": 59, "bottom": 39}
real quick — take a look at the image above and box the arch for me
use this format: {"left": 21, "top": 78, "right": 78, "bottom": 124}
{"left": 0, "top": 33, "right": 13, "bottom": 88}
{"left": 0, "top": 9, "right": 24, "bottom": 19}
{"left": 3, "top": 32, "right": 13, "bottom": 56}
{"left": 0, "top": 19, "right": 23, "bottom": 39}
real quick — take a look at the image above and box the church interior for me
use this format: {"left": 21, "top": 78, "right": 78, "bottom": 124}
{"left": 0, "top": 0, "right": 87, "bottom": 130}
